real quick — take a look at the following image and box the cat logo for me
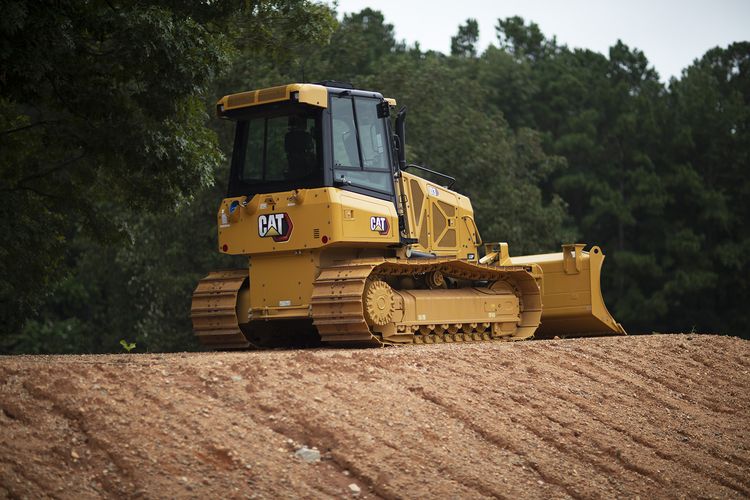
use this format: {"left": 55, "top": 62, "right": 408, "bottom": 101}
{"left": 370, "top": 216, "right": 390, "bottom": 235}
{"left": 258, "top": 213, "right": 293, "bottom": 242}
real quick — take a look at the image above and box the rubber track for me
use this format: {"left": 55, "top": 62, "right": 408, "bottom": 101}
{"left": 311, "top": 258, "right": 542, "bottom": 346}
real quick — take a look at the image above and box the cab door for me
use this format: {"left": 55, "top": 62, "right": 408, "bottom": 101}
{"left": 329, "top": 94, "right": 395, "bottom": 201}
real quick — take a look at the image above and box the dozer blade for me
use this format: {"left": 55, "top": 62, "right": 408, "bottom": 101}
{"left": 509, "top": 244, "right": 626, "bottom": 338}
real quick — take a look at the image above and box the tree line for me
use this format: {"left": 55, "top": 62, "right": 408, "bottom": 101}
{"left": 1, "top": 2, "right": 747, "bottom": 353}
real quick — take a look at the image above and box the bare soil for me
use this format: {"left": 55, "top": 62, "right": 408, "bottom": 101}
{"left": 1, "top": 334, "right": 749, "bottom": 499}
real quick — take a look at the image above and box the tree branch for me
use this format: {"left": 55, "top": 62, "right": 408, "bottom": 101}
{"left": 0, "top": 184, "right": 62, "bottom": 201}
{"left": 18, "top": 153, "right": 87, "bottom": 185}
{"left": 0, "top": 121, "right": 57, "bottom": 137}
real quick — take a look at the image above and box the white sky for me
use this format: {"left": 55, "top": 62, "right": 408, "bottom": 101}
{"left": 332, "top": 0, "right": 750, "bottom": 81}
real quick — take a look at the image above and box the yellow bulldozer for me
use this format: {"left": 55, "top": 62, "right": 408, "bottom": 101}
{"left": 191, "top": 82, "right": 625, "bottom": 348}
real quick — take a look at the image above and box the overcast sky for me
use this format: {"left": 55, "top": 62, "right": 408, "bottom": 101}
{"left": 332, "top": 0, "right": 750, "bottom": 81}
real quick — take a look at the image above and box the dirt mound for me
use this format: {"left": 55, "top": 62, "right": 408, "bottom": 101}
{"left": 1, "top": 334, "right": 749, "bottom": 498}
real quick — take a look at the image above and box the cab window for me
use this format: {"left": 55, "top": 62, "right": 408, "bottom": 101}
{"left": 354, "top": 97, "right": 389, "bottom": 170}
{"left": 331, "top": 97, "right": 361, "bottom": 169}
{"left": 331, "top": 95, "right": 393, "bottom": 195}
{"left": 241, "top": 112, "right": 320, "bottom": 182}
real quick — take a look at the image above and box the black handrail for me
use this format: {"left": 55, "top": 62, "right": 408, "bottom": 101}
{"left": 395, "top": 107, "right": 407, "bottom": 169}
{"left": 404, "top": 163, "right": 456, "bottom": 189}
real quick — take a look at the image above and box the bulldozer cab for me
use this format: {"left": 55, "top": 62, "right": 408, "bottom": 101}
{"left": 223, "top": 84, "right": 398, "bottom": 203}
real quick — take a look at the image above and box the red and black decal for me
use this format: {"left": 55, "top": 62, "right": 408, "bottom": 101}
{"left": 370, "top": 216, "right": 390, "bottom": 235}
{"left": 258, "top": 213, "right": 293, "bottom": 242}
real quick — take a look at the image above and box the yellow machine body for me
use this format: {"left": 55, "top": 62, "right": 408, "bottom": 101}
{"left": 191, "top": 82, "right": 625, "bottom": 348}
{"left": 217, "top": 187, "right": 399, "bottom": 322}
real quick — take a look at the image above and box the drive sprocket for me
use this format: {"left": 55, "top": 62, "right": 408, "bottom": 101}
{"left": 363, "top": 279, "right": 395, "bottom": 326}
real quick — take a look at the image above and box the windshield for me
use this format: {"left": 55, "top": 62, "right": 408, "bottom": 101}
{"left": 228, "top": 104, "right": 323, "bottom": 197}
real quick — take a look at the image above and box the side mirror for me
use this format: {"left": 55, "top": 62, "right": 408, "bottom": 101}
{"left": 376, "top": 100, "right": 390, "bottom": 118}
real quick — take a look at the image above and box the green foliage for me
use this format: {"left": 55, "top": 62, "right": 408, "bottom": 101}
{"left": 0, "top": 0, "right": 335, "bottom": 353}
{"left": 120, "top": 340, "right": 136, "bottom": 353}
{"left": 496, "top": 16, "right": 555, "bottom": 61}
{"left": 661, "top": 42, "right": 750, "bottom": 335}
{"left": 0, "top": 1, "right": 232, "bottom": 344}
{"left": 485, "top": 18, "right": 749, "bottom": 335}
{"left": 319, "top": 8, "right": 403, "bottom": 81}
{"left": 451, "top": 19, "right": 479, "bottom": 58}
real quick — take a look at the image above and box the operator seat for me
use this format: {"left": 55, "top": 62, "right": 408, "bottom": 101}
{"left": 284, "top": 120, "right": 316, "bottom": 179}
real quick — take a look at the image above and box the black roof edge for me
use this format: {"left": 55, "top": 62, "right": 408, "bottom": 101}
{"left": 314, "top": 80, "right": 354, "bottom": 89}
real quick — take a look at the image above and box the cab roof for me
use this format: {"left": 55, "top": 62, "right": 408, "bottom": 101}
{"left": 216, "top": 83, "right": 396, "bottom": 117}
